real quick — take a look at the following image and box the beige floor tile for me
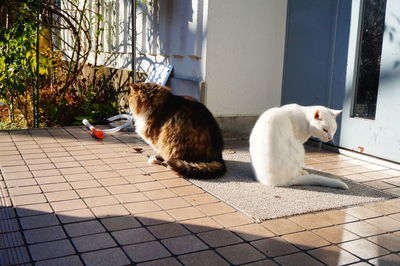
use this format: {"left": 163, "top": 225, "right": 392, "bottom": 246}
{"left": 114, "top": 192, "right": 149, "bottom": 203}
{"left": 312, "top": 225, "right": 359, "bottom": 244}
{"left": 12, "top": 193, "right": 47, "bottom": 206}
{"left": 72, "top": 232, "right": 117, "bottom": 252}
{"left": 81, "top": 247, "right": 130, "bottom": 266}
{"left": 83, "top": 195, "right": 119, "bottom": 207}
{"left": 368, "top": 233, "right": 400, "bottom": 252}
{"left": 112, "top": 227, "right": 155, "bottom": 245}
{"left": 315, "top": 210, "right": 358, "bottom": 224}
{"left": 106, "top": 184, "right": 138, "bottom": 194}
{"left": 143, "top": 189, "right": 176, "bottom": 200}
{"left": 344, "top": 220, "right": 386, "bottom": 237}
{"left": 57, "top": 208, "right": 96, "bottom": 224}
{"left": 339, "top": 239, "right": 390, "bottom": 260}
{"left": 5, "top": 178, "right": 37, "bottom": 188}
{"left": 364, "top": 180, "right": 396, "bottom": 190}
{"left": 76, "top": 187, "right": 110, "bottom": 198}
{"left": 198, "top": 229, "right": 243, "bottom": 247}
{"left": 28, "top": 239, "right": 75, "bottom": 261}
{"left": 3, "top": 171, "right": 33, "bottom": 180}
{"left": 365, "top": 202, "right": 400, "bottom": 215}
{"left": 91, "top": 171, "right": 120, "bottom": 179}
{"left": 160, "top": 178, "right": 191, "bottom": 188}
{"left": 274, "top": 252, "right": 324, "bottom": 266}
{"left": 342, "top": 206, "right": 381, "bottom": 219}
{"left": 91, "top": 204, "right": 130, "bottom": 218}
{"left": 231, "top": 223, "right": 275, "bottom": 241}
{"left": 35, "top": 255, "right": 83, "bottom": 266}
{"left": 24, "top": 225, "right": 66, "bottom": 244}
{"left": 40, "top": 182, "right": 72, "bottom": 193}
{"left": 282, "top": 231, "right": 330, "bottom": 250}
{"left": 125, "top": 174, "right": 155, "bottom": 184}
{"left": 45, "top": 190, "right": 79, "bottom": 202}
{"left": 385, "top": 187, "right": 400, "bottom": 196}
{"left": 251, "top": 237, "right": 299, "bottom": 257}
{"left": 369, "top": 254, "right": 400, "bottom": 266}
{"left": 64, "top": 220, "right": 105, "bottom": 237}
{"left": 154, "top": 197, "right": 191, "bottom": 210}
{"left": 365, "top": 216, "right": 400, "bottom": 232}
{"left": 136, "top": 211, "right": 176, "bottom": 226}
{"left": 32, "top": 169, "right": 61, "bottom": 178}
{"left": 183, "top": 193, "right": 219, "bottom": 206}
{"left": 261, "top": 218, "right": 304, "bottom": 235}
{"left": 64, "top": 173, "right": 94, "bottom": 182}
{"left": 171, "top": 185, "right": 204, "bottom": 196}
{"left": 51, "top": 199, "right": 87, "bottom": 212}
{"left": 213, "top": 212, "right": 253, "bottom": 228}
{"left": 167, "top": 207, "right": 205, "bottom": 221}
{"left": 123, "top": 241, "right": 171, "bottom": 263}
{"left": 389, "top": 212, "right": 400, "bottom": 222}
{"left": 8, "top": 186, "right": 42, "bottom": 196}
{"left": 289, "top": 213, "right": 334, "bottom": 229}
{"left": 178, "top": 250, "right": 229, "bottom": 266}
{"left": 35, "top": 175, "right": 65, "bottom": 185}
{"left": 216, "top": 243, "right": 266, "bottom": 264}
{"left": 15, "top": 203, "right": 53, "bottom": 217}
{"left": 101, "top": 215, "right": 141, "bottom": 231}
{"left": 19, "top": 214, "right": 59, "bottom": 230}
{"left": 148, "top": 223, "right": 190, "bottom": 239}
{"left": 308, "top": 245, "right": 359, "bottom": 265}
{"left": 98, "top": 177, "right": 129, "bottom": 186}
{"left": 125, "top": 201, "right": 162, "bottom": 214}
{"left": 135, "top": 181, "right": 166, "bottom": 191}
{"left": 343, "top": 174, "right": 373, "bottom": 182}
{"left": 196, "top": 202, "right": 235, "bottom": 216}
{"left": 70, "top": 180, "right": 101, "bottom": 190}
{"left": 28, "top": 164, "right": 56, "bottom": 171}
{"left": 182, "top": 217, "right": 224, "bottom": 233}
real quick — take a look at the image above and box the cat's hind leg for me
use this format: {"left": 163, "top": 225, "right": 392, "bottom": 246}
{"left": 148, "top": 155, "right": 165, "bottom": 165}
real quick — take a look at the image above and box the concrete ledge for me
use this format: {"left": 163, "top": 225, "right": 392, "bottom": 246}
{"left": 215, "top": 116, "right": 258, "bottom": 139}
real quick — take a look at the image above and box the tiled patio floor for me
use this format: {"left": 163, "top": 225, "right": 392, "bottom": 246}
{"left": 1, "top": 127, "right": 400, "bottom": 265}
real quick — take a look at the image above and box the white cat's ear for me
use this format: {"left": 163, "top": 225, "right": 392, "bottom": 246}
{"left": 313, "top": 110, "right": 321, "bottom": 120}
{"left": 330, "top": 109, "right": 343, "bottom": 118}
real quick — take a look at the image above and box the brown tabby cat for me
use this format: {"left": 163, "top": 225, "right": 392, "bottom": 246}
{"left": 128, "top": 82, "right": 226, "bottom": 178}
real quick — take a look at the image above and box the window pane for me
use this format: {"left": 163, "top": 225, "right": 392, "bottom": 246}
{"left": 353, "top": 0, "right": 387, "bottom": 119}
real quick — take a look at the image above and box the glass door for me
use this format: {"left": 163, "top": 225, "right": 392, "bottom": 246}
{"left": 340, "top": 0, "right": 400, "bottom": 162}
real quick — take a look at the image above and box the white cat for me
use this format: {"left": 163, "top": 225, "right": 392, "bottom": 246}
{"left": 249, "top": 104, "right": 349, "bottom": 189}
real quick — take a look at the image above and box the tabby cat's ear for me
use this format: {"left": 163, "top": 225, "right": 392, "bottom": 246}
{"left": 330, "top": 109, "right": 342, "bottom": 118}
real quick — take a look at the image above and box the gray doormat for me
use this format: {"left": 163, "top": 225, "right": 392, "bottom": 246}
{"left": 190, "top": 145, "right": 395, "bottom": 222}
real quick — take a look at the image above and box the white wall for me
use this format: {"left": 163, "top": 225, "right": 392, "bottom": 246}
{"left": 205, "top": 0, "right": 288, "bottom": 116}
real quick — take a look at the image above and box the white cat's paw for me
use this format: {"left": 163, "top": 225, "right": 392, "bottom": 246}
{"left": 300, "top": 169, "right": 309, "bottom": 175}
{"left": 148, "top": 156, "right": 163, "bottom": 165}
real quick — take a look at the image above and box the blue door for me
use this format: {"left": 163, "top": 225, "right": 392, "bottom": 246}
{"left": 340, "top": 0, "right": 400, "bottom": 162}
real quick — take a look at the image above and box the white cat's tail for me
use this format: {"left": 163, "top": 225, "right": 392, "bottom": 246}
{"left": 290, "top": 174, "right": 349, "bottom": 190}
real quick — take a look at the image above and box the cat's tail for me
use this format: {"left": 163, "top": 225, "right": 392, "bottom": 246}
{"left": 290, "top": 174, "right": 349, "bottom": 190}
{"left": 166, "top": 159, "right": 226, "bottom": 179}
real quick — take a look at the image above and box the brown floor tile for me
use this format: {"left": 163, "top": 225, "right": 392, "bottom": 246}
{"left": 2, "top": 165, "right": 29, "bottom": 173}
{"left": 112, "top": 227, "right": 155, "bottom": 245}
{"left": 182, "top": 217, "right": 224, "bottom": 233}
{"left": 91, "top": 171, "right": 120, "bottom": 179}
{"left": 160, "top": 178, "right": 191, "bottom": 188}
{"left": 24, "top": 225, "right": 66, "bottom": 244}
{"left": 274, "top": 252, "right": 324, "bottom": 266}
{"left": 282, "top": 231, "right": 330, "bottom": 250}
{"left": 51, "top": 199, "right": 87, "bottom": 212}
{"left": 171, "top": 185, "right": 204, "bottom": 196}
{"left": 29, "top": 239, "right": 75, "bottom": 261}
{"left": 137, "top": 211, "right": 176, "bottom": 226}
{"left": 212, "top": 212, "right": 253, "bottom": 228}
{"left": 101, "top": 215, "right": 141, "bottom": 231}
{"left": 125, "top": 174, "right": 155, "bottom": 184}
{"left": 344, "top": 220, "right": 387, "bottom": 237}
{"left": 167, "top": 207, "right": 205, "bottom": 221}
{"left": 365, "top": 201, "right": 400, "bottom": 215}
{"left": 364, "top": 180, "right": 396, "bottom": 190}
{"left": 339, "top": 239, "right": 390, "bottom": 260}
{"left": 3, "top": 171, "right": 33, "bottom": 180}
{"left": 197, "top": 229, "right": 243, "bottom": 247}
{"left": 148, "top": 223, "right": 190, "bottom": 239}
{"left": 98, "top": 177, "right": 129, "bottom": 186}
{"left": 135, "top": 181, "right": 166, "bottom": 191}
{"left": 154, "top": 197, "right": 191, "bottom": 210}
{"left": 178, "top": 250, "right": 229, "bottom": 266}
{"left": 261, "top": 218, "right": 304, "bottom": 235}
{"left": 150, "top": 171, "right": 180, "bottom": 180}
{"left": 20, "top": 213, "right": 59, "bottom": 229}
{"left": 308, "top": 245, "right": 359, "bottom": 265}
{"left": 72, "top": 232, "right": 117, "bottom": 252}
{"left": 35, "top": 255, "right": 83, "bottom": 266}
{"left": 231, "top": 223, "right": 275, "bottom": 241}
{"left": 123, "top": 241, "right": 171, "bottom": 263}
{"left": 216, "top": 243, "right": 266, "bottom": 264}
{"left": 64, "top": 220, "right": 105, "bottom": 237}
{"left": 162, "top": 235, "right": 208, "bottom": 255}
{"left": 368, "top": 233, "right": 400, "bottom": 252}
{"left": 312, "top": 225, "right": 359, "bottom": 244}
{"left": 289, "top": 213, "right": 334, "bottom": 229}
{"left": 365, "top": 216, "right": 400, "bottom": 232}
{"left": 81, "top": 247, "right": 130, "bottom": 266}
{"left": 251, "top": 237, "right": 299, "bottom": 257}
{"left": 369, "top": 254, "right": 400, "bottom": 266}
{"left": 58, "top": 208, "right": 96, "bottom": 224}
{"left": 143, "top": 189, "right": 176, "bottom": 200}
{"left": 315, "top": 209, "right": 358, "bottom": 224}
{"left": 125, "top": 201, "right": 162, "bottom": 214}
